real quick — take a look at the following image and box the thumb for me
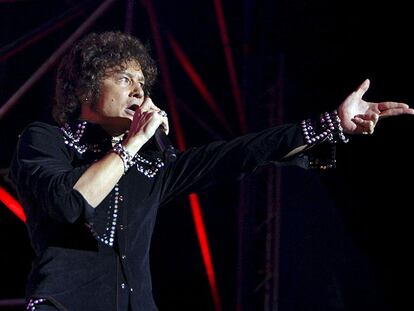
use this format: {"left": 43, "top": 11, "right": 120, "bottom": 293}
{"left": 355, "top": 78, "right": 370, "bottom": 98}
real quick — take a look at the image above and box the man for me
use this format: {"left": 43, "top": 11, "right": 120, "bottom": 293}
{"left": 10, "top": 31, "right": 414, "bottom": 310}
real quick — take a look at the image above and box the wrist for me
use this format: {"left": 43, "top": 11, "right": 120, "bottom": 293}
{"left": 321, "top": 110, "right": 349, "bottom": 143}
{"left": 122, "top": 136, "right": 145, "bottom": 155}
{"left": 112, "top": 143, "right": 134, "bottom": 173}
{"left": 301, "top": 110, "right": 349, "bottom": 145}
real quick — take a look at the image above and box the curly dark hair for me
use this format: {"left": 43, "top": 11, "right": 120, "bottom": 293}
{"left": 54, "top": 31, "right": 158, "bottom": 125}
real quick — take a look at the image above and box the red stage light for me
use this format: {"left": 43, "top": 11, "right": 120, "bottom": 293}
{"left": 0, "top": 186, "right": 26, "bottom": 223}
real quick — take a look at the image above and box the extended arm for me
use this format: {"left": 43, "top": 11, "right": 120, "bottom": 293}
{"left": 284, "top": 79, "right": 414, "bottom": 159}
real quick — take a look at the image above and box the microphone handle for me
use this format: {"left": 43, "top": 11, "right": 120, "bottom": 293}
{"left": 154, "top": 127, "right": 177, "bottom": 162}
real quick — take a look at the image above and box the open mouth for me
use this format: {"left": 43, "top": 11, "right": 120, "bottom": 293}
{"left": 126, "top": 104, "right": 138, "bottom": 114}
{"left": 129, "top": 104, "right": 138, "bottom": 111}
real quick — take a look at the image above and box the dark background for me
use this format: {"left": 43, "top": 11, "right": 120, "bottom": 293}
{"left": 1, "top": 0, "right": 413, "bottom": 310}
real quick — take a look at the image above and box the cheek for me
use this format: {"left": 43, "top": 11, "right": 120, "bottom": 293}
{"left": 96, "top": 86, "right": 126, "bottom": 114}
{"left": 104, "top": 98, "right": 117, "bottom": 113}
{"left": 95, "top": 97, "right": 113, "bottom": 114}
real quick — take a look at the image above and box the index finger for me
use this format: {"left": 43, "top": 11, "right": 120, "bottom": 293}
{"left": 378, "top": 102, "right": 409, "bottom": 111}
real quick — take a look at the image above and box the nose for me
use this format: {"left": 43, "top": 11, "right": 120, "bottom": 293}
{"left": 130, "top": 82, "right": 144, "bottom": 99}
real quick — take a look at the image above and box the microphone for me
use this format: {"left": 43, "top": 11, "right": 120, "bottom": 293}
{"left": 154, "top": 127, "right": 177, "bottom": 162}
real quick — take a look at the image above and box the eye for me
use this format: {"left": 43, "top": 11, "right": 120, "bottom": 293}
{"left": 118, "top": 76, "right": 131, "bottom": 84}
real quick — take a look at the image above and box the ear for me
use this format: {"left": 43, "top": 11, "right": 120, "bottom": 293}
{"left": 78, "top": 90, "right": 95, "bottom": 107}
{"left": 77, "top": 91, "right": 94, "bottom": 119}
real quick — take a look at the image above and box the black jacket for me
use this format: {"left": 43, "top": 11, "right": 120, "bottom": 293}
{"left": 10, "top": 120, "right": 317, "bottom": 311}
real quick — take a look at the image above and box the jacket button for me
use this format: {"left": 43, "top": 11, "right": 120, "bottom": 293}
{"left": 121, "top": 255, "right": 126, "bottom": 260}
{"left": 120, "top": 283, "right": 126, "bottom": 289}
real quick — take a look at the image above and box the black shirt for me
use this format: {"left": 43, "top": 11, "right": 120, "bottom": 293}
{"left": 9, "top": 120, "right": 313, "bottom": 311}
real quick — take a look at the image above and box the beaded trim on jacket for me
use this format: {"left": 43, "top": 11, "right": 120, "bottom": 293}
{"left": 60, "top": 121, "right": 165, "bottom": 247}
{"left": 300, "top": 110, "right": 348, "bottom": 169}
{"left": 60, "top": 121, "right": 164, "bottom": 178}
{"left": 85, "top": 183, "right": 120, "bottom": 246}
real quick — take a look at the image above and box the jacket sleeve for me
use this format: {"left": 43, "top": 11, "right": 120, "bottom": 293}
{"left": 10, "top": 122, "right": 94, "bottom": 224}
{"left": 159, "top": 123, "right": 310, "bottom": 204}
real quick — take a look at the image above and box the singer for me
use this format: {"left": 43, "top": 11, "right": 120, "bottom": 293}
{"left": 9, "top": 31, "right": 413, "bottom": 311}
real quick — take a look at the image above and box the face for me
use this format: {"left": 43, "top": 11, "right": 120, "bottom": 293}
{"left": 81, "top": 60, "right": 145, "bottom": 135}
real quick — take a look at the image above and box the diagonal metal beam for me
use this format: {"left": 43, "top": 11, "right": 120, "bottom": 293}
{"left": 0, "top": 0, "right": 117, "bottom": 120}
{"left": 0, "top": 3, "right": 85, "bottom": 64}
{"left": 175, "top": 97, "right": 224, "bottom": 141}
{"left": 139, "top": 0, "right": 185, "bottom": 150}
{"left": 213, "top": 0, "right": 246, "bottom": 133}
{"left": 167, "top": 33, "right": 233, "bottom": 135}
{"left": 140, "top": 1, "right": 223, "bottom": 310}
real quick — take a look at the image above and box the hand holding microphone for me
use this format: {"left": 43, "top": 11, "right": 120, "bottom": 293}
{"left": 125, "top": 97, "right": 177, "bottom": 162}
{"left": 154, "top": 110, "right": 177, "bottom": 162}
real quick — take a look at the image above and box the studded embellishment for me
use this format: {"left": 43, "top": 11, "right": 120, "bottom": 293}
{"left": 61, "top": 121, "right": 102, "bottom": 154}
{"left": 86, "top": 184, "right": 120, "bottom": 247}
{"left": 132, "top": 153, "right": 164, "bottom": 178}
{"left": 61, "top": 122, "right": 164, "bottom": 178}
{"left": 26, "top": 298, "right": 47, "bottom": 311}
